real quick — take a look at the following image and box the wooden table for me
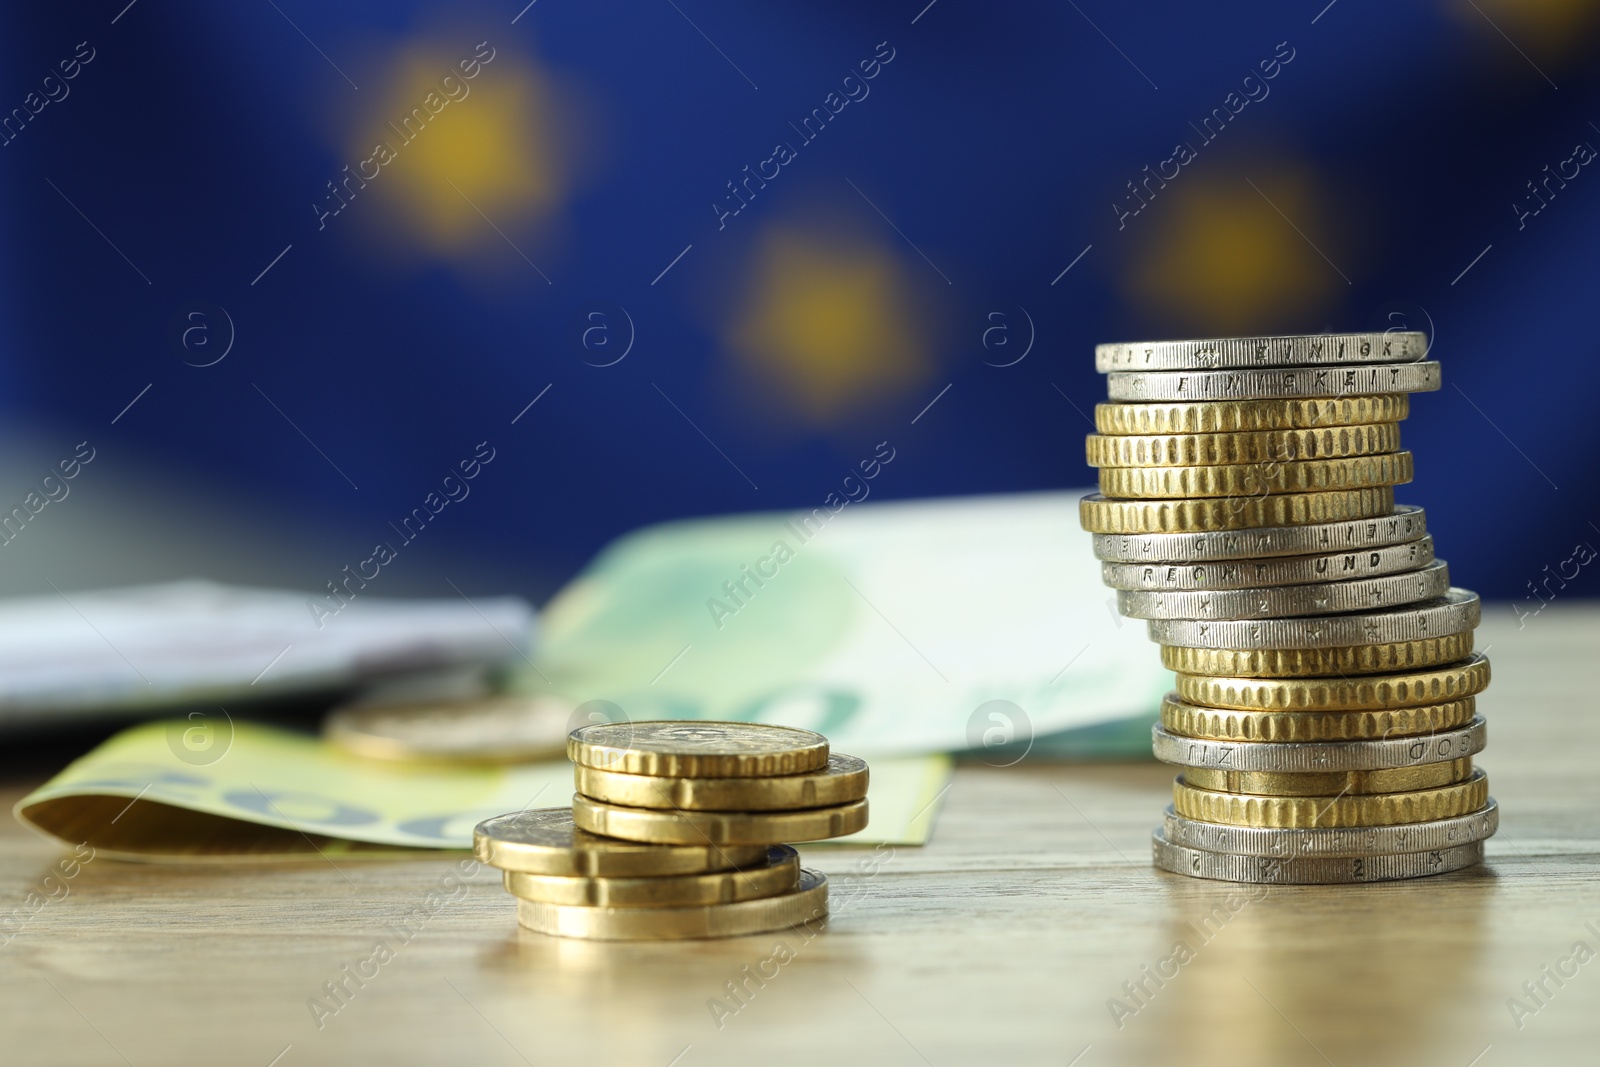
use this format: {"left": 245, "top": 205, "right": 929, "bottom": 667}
{"left": 2, "top": 603, "right": 1595, "bottom": 1067}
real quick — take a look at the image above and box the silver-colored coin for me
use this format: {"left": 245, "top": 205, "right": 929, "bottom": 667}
{"left": 1151, "top": 829, "right": 1485, "bottom": 884}
{"left": 1092, "top": 505, "right": 1426, "bottom": 563}
{"left": 1095, "top": 332, "right": 1428, "bottom": 373}
{"left": 1102, "top": 535, "right": 1434, "bottom": 591}
{"left": 1107, "top": 361, "right": 1441, "bottom": 402}
{"left": 1151, "top": 717, "right": 1486, "bottom": 772}
{"left": 1159, "top": 801, "right": 1498, "bottom": 859}
{"left": 1118, "top": 559, "right": 1450, "bottom": 620}
{"left": 1147, "top": 587, "right": 1480, "bottom": 650}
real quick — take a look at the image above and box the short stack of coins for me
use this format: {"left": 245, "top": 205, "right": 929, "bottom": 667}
{"left": 1080, "top": 332, "right": 1497, "bottom": 884}
{"left": 473, "top": 721, "right": 868, "bottom": 938}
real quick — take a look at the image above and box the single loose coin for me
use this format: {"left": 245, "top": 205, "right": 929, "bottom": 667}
{"left": 1148, "top": 588, "right": 1480, "bottom": 650}
{"left": 1095, "top": 395, "right": 1411, "bottom": 435}
{"left": 504, "top": 845, "right": 800, "bottom": 908}
{"left": 1085, "top": 423, "right": 1403, "bottom": 468}
{"left": 1183, "top": 757, "right": 1472, "bottom": 797}
{"left": 1092, "top": 505, "right": 1426, "bottom": 562}
{"left": 1079, "top": 487, "right": 1395, "bottom": 534}
{"left": 515, "top": 868, "right": 829, "bottom": 941}
{"left": 1095, "top": 332, "right": 1428, "bottom": 373}
{"left": 1175, "top": 653, "right": 1491, "bottom": 711}
{"left": 1119, "top": 559, "right": 1449, "bottom": 621}
{"left": 473, "top": 809, "right": 768, "bottom": 877}
{"left": 1104, "top": 537, "right": 1434, "bottom": 591}
{"left": 1152, "top": 719, "right": 1486, "bottom": 772}
{"left": 325, "top": 694, "right": 573, "bottom": 764}
{"left": 1098, "top": 453, "right": 1413, "bottom": 499}
{"left": 1160, "top": 694, "right": 1478, "bottom": 743}
{"left": 1107, "top": 362, "right": 1441, "bottom": 402}
{"left": 1160, "top": 631, "right": 1472, "bottom": 678}
{"left": 571, "top": 795, "right": 869, "bottom": 845}
{"left": 1171, "top": 770, "right": 1490, "bottom": 827}
{"left": 574, "top": 753, "right": 869, "bottom": 812}
{"left": 1151, "top": 830, "right": 1483, "bottom": 884}
{"left": 567, "top": 721, "right": 829, "bottom": 777}
{"left": 1160, "top": 802, "right": 1498, "bottom": 858}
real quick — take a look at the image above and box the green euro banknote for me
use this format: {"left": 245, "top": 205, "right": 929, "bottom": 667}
{"left": 515, "top": 491, "right": 1169, "bottom": 756}
{"left": 15, "top": 721, "right": 951, "bottom": 860}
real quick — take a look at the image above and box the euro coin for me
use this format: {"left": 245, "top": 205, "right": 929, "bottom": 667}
{"left": 1160, "top": 802, "right": 1498, "bottom": 858}
{"left": 1079, "top": 487, "right": 1395, "bottom": 534}
{"left": 1091, "top": 504, "right": 1426, "bottom": 562}
{"left": 1148, "top": 588, "right": 1480, "bottom": 649}
{"left": 1183, "top": 757, "right": 1473, "bottom": 796}
{"left": 1095, "top": 395, "right": 1411, "bottom": 435}
{"left": 504, "top": 845, "right": 800, "bottom": 907}
{"left": 1095, "top": 332, "right": 1427, "bottom": 373}
{"left": 1097, "top": 452, "right": 1413, "bottom": 499}
{"left": 574, "top": 753, "right": 869, "bottom": 812}
{"left": 1085, "top": 423, "right": 1403, "bottom": 467}
{"left": 473, "top": 808, "right": 767, "bottom": 877}
{"left": 324, "top": 694, "right": 572, "bottom": 764}
{"left": 1159, "top": 632, "right": 1472, "bottom": 677}
{"left": 1107, "top": 361, "right": 1441, "bottom": 402}
{"left": 1103, "top": 536, "right": 1433, "bottom": 591}
{"left": 1151, "top": 830, "right": 1483, "bottom": 884}
{"left": 1151, "top": 718, "right": 1486, "bottom": 771}
{"left": 1175, "top": 653, "right": 1491, "bottom": 711}
{"left": 1119, "top": 559, "right": 1448, "bottom": 620}
{"left": 1172, "top": 770, "right": 1490, "bottom": 827}
{"left": 1159, "top": 694, "right": 1478, "bottom": 743}
{"left": 567, "top": 721, "right": 829, "bottom": 777}
{"left": 515, "top": 868, "right": 829, "bottom": 941}
{"left": 571, "top": 794, "right": 869, "bottom": 845}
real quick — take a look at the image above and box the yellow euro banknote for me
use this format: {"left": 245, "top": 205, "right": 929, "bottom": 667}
{"left": 14, "top": 720, "right": 950, "bottom": 861}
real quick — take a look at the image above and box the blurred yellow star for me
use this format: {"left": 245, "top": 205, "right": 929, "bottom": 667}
{"left": 723, "top": 226, "right": 933, "bottom": 424}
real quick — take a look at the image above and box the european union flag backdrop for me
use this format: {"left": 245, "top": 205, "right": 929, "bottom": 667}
{"left": 2, "top": 2, "right": 1598, "bottom": 613}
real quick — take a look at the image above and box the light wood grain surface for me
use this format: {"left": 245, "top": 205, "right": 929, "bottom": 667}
{"left": 2, "top": 603, "right": 1596, "bottom": 1067}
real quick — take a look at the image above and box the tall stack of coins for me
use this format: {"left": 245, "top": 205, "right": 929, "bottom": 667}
{"left": 474, "top": 722, "right": 868, "bottom": 939}
{"left": 1080, "top": 332, "right": 1497, "bottom": 884}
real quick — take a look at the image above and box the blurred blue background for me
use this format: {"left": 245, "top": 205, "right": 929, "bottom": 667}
{"left": 1, "top": 0, "right": 1597, "bottom": 614}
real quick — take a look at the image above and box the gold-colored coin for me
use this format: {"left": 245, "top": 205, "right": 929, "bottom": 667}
{"left": 1086, "top": 423, "right": 1402, "bottom": 468}
{"left": 504, "top": 845, "right": 800, "bottom": 907}
{"left": 570, "top": 794, "right": 869, "bottom": 845}
{"left": 1176, "top": 653, "right": 1490, "bottom": 711}
{"left": 1095, "top": 395, "right": 1410, "bottom": 435}
{"left": 1160, "top": 694, "right": 1477, "bottom": 743}
{"left": 515, "top": 868, "right": 829, "bottom": 941}
{"left": 1160, "top": 633, "right": 1474, "bottom": 678}
{"left": 1098, "top": 453, "right": 1413, "bottom": 499}
{"left": 567, "top": 721, "right": 829, "bottom": 777}
{"left": 472, "top": 809, "right": 768, "bottom": 877}
{"left": 1079, "top": 487, "right": 1395, "bottom": 534}
{"left": 1172, "top": 771, "right": 1489, "bottom": 828}
{"left": 1184, "top": 758, "right": 1472, "bottom": 797}
{"left": 324, "top": 694, "right": 573, "bottom": 764}
{"left": 574, "top": 753, "right": 869, "bottom": 812}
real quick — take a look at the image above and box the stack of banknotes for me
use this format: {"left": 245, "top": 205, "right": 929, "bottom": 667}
{"left": 1080, "top": 332, "right": 1496, "bottom": 884}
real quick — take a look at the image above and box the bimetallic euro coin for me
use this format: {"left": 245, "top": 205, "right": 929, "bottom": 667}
{"left": 1183, "top": 757, "right": 1473, "bottom": 797}
{"left": 1152, "top": 718, "right": 1486, "bottom": 772}
{"left": 1103, "top": 536, "right": 1433, "bottom": 591}
{"left": 1159, "top": 801, "right": 1498, "bottom": 858}
{"left": 1095, "top": 332, "right": 1427, "bottom": 373}
{"left": 1091, "top": 505, "right": 1426, "bottom": 563}
{"left": 1148, "top": 588, "right": 1480, "bottom": 650}
{"left": 1152, "top": 830, "right": 1483, "bottom": 884}
{"left": 1107, "top": 361, "right": 1441, "bottom": 402}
